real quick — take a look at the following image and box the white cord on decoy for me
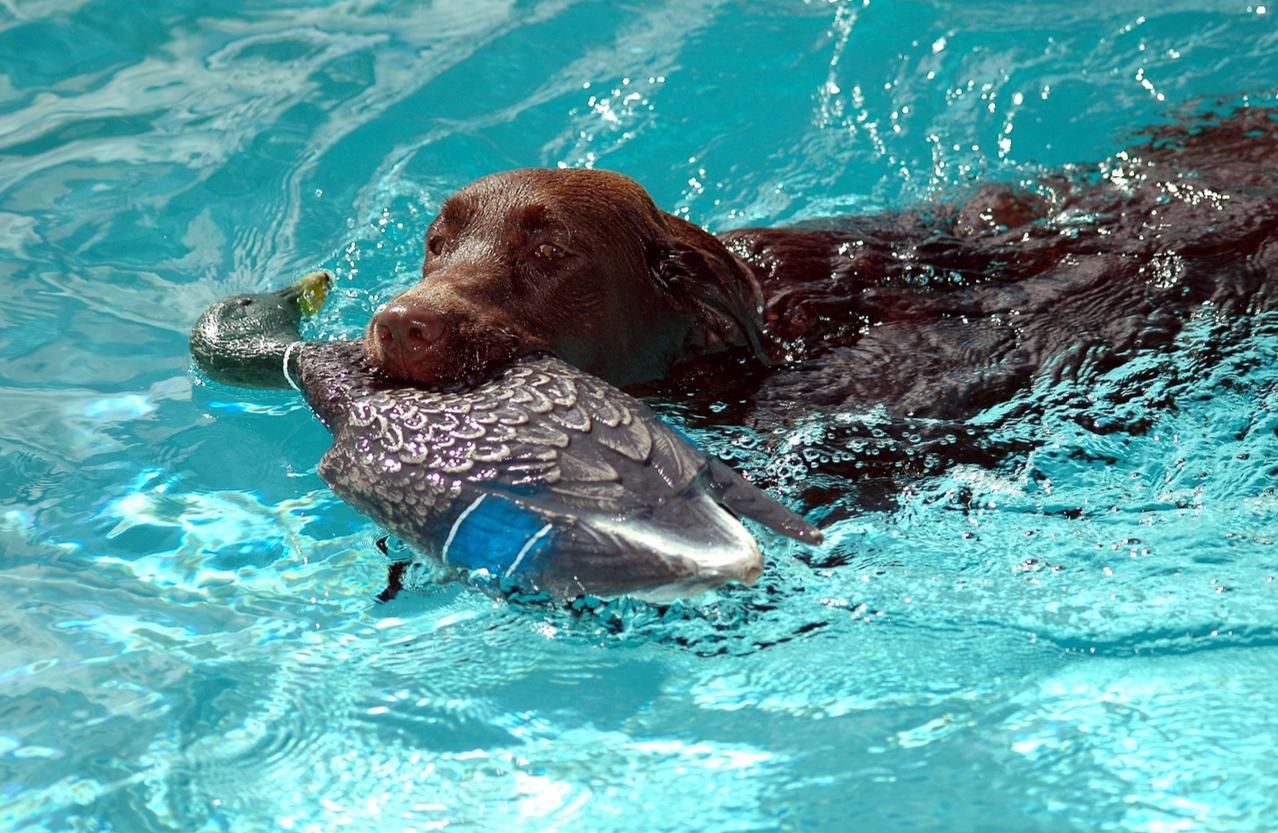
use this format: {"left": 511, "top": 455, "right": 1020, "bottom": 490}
{"left": 282, "top": 341, "right": 303, "bottom": 392}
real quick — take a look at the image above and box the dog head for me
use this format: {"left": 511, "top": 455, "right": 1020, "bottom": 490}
{"left": 365, "top": 168, "right": 764, "bottom": 386}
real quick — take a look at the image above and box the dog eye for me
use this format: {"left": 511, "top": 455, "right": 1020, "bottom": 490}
{"left": 427, "top": 235, "right": 445, "bottom": 257}
{"left": 534, "top": 242, "right": 564, "bottom": 260}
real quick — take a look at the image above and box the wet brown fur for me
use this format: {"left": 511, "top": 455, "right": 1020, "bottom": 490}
{"left": 368, "top": 108, "right": 1278, "bottom": 436}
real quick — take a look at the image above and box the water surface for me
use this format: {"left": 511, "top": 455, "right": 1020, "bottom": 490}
{"left": 2, "top": 2, "right": 1277, "bottom": 831}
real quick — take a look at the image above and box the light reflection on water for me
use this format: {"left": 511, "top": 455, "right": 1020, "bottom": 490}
{"left": 1, "top": 1, "right": 1277, "bottom": 831}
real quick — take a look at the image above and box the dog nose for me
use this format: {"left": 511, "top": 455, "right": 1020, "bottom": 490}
{"left": 372, "top": 303, "right": 446, "bottom": 356}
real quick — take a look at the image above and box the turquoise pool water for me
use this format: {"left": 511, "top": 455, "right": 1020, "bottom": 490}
{"left": 3, "top": 1, "right": 1277, "bottom": 830}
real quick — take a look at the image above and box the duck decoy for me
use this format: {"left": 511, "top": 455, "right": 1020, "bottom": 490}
{"left": 190, "top": 272, "right": 821, "bottom": 601}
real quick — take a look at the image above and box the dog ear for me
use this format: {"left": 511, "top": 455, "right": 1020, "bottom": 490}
{"left": 650, "top": 213, "right": 771, "bottom": 364}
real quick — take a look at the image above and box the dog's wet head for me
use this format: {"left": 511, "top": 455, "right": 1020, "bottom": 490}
{"left": 365, "top": 168, "right": 764, "bottom": 387}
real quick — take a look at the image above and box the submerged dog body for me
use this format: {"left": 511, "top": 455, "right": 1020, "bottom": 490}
{"left": 367, "top": 109, "right": 1278, "bottom": 424}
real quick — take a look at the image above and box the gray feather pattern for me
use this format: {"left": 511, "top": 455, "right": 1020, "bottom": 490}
{"left": 294, "top": 340, "right": 819, "bottom": 598}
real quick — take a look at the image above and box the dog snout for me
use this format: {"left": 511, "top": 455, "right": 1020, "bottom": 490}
{"left": 368, "top": 301, "right": 451, "bottom": 376}
{"left": 372, "top": 301, "right": 445, "bottom": 350}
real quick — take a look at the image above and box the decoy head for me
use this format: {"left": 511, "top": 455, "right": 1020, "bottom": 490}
{"left": 190, "top": 270, "right": 332, "bottom": 388}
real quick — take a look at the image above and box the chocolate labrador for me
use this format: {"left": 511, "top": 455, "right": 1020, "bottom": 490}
{"left": 365, "top": 168, "right": 765, "bottom": 387}
{"left": 366, "top": 107, "right": 1278, "bottom": 423}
